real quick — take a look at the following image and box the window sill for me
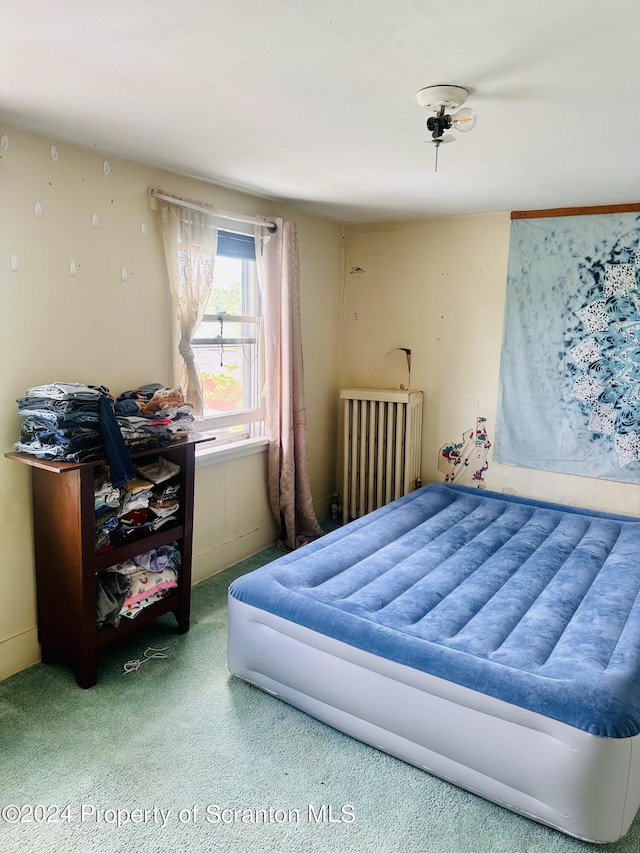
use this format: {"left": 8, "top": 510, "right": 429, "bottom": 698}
{"left": 195, "top": 436, "right": 269, "bottom": 468}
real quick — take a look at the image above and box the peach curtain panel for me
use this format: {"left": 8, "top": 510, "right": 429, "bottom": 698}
{"left": 262, "top": 218, "right": 323, "bottom": 550}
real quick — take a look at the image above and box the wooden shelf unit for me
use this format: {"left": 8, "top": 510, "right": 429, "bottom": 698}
{"left": 6, "top": 434, "right": 205, "bottom": 687}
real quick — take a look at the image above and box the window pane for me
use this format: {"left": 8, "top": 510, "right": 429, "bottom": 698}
{"left": 200, "top": 346, "right": 247, "bottom": 415}
{"left": 192, "top": 253, "right": 261, "bottom": 424}
{"left": 206, "top": 256, "right": 242, "bottom": 314}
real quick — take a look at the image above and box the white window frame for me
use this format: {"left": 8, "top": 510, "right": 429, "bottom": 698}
{"left": 189, "top": 236, "right": 265, "bottom": 442}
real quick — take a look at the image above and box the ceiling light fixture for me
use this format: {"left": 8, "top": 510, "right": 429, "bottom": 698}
{"left": 416, "top": 84, "right": 477, "bottom": 172}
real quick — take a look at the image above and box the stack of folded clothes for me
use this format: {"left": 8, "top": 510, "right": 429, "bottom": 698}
{"left": 114, "top": 384, "right": 195, "bottom": 451}
{"left": 94, "top": 458, "right": 182, "bottom": 554}
{"left": 14, "top": 382, "right": 108, "bottom": 462}
{"left": 15, "top": 381, "right": 196, "bottom": 465}
{"left": 135, "top": 456, "right": 182, "bottom": 527}
{"left": 95, "top": 468, "right": 122, "bottom": 552}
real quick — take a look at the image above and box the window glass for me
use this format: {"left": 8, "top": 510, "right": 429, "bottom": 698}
{"left": 191, "top": 232, "right": 262, "bottom": 435}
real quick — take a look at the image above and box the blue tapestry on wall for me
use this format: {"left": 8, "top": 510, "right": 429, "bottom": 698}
{"left": 494, "top": 212, "right": 640, "bottom": 482}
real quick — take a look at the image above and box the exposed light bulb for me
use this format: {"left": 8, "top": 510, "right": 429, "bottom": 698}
{"left": 451, "top": 107, "right": 477, "bottom": 133}
{"left": 417, "top": 85, "right": 476, "bottom": 172}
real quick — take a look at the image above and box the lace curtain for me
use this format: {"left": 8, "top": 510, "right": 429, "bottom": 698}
{"left": 159, "top": 199, "right": 320, "bottom": 550}
{"left": 160, "top": 201, "right": 218, "bottom": 415}
{"left": 261, "top": 218, "right": 323, "bottom": 550}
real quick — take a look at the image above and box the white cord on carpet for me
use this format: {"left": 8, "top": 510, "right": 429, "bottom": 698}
{"left": 123, "top": 646, "right": 169, "bottom": 674}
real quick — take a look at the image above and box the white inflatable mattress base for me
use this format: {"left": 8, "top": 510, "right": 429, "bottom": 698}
{"left": 227, "top": 596, "right": 640, "bottom": 843}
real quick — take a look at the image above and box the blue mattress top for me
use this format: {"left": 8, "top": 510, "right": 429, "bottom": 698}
{"left": 229, "top": 484, "right": 640, "bottom": 738}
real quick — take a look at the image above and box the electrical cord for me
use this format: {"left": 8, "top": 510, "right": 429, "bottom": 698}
{"left": 123, "top": 646, "right": 169, "bottom": 675}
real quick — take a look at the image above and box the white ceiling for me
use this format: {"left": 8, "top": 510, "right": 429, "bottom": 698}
{"left": 2, "top": 1, "right": 639, "bottom": 223}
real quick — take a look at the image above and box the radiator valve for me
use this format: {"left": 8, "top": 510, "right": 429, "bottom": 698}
{"left": 330, "top": 493, "right": 343, "bottom": 522}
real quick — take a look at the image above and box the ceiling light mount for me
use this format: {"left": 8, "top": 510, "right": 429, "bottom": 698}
{"left": 416, "top": 84, "right": 477, "bottom": 172}
{"left": 416, "top": 84, "right": 470, "bottom": 112}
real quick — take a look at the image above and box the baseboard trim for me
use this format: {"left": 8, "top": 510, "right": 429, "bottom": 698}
{"left": 0, "top": 628, "right": 40, "bottom": 682}
{"left": 191, "top": 522, "right": 278, "bottom": 584}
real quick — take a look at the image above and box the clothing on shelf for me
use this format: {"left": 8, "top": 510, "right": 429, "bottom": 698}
{"left": 98, "top": 394, "right": 135, "bottom": 486}
{"left": 96, "top": 572, "right": 132, "bottom": 629}
{"left": 94, "top": 475, "right": 121, "bottom": 509}
{"left": 114, "top": 384, "right": 195, "bottom": 451}
{"left": 15, "top": 382, "right": 195, "bottom": 468}
{"left": 15, "top": 383, "right": 107, "bottom": 462}
{"left": 94, "top": 459, "right": 181, "bottom": 553}
{"left": 97, "top": 542, "right": 181, "bottom": 627}
{"left": 120, "top": 478, "right": 155, "bottom": 514}
{"left": 23, "top": 382, "right": 110, "bottom": 401}
{"left": 135, "top": 457, "right": 181, "bottom": 484}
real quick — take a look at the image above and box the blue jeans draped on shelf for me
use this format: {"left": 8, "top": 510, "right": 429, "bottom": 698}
{"left": 98, "top": 395, "right": 135, "bottom": 486}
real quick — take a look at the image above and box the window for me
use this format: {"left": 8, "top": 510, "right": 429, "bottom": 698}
{"left": 191, "top": 230, "right": 263, "bottom": 438}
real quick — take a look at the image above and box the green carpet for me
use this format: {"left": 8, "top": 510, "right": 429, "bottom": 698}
{"left": 1, "top": 542, "right": 640, "bottom": 853}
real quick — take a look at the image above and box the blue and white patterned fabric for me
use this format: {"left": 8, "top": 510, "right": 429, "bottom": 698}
{"left": 230, "top": 484, "right": 640, "bottom": 738}
{"left": 495, "top": 212, "right": 640, "bottom": 481}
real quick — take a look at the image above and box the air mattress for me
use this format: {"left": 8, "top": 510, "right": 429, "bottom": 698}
{"left": 227, "top": 484, "right": 640, "bottom": 841}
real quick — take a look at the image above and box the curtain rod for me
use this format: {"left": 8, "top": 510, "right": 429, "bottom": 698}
{"left": 150, "top": 189, "right": 277, "bottom": 232}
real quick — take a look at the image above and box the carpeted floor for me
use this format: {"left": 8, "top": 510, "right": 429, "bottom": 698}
{"left": 1, "top": 540, "right": 640, "bottom": 853}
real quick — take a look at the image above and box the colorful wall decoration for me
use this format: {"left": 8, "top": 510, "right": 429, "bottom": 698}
{"left": 439, "top": 417, "right": 491, "bottom": 487}
{"left": 495, "top": 211, "right": 640, "bottom": 482}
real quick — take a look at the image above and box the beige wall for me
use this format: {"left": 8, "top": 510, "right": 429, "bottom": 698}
{"left": 0, "top": 126, "right": 343, "bottom": 680}
{"left": 342, "top": 215, "right": 640, "bottom": 516}
{"left": 6, "top": 126, "right": 637, "bottom": 684}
